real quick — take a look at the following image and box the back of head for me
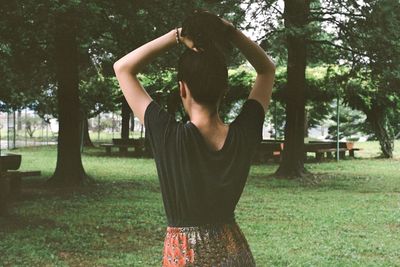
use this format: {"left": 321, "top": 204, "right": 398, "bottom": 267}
{"left": 178, "top": 48, "right": 228, "bottom": 109}
{"left": 178, "top": 9, "right": 232, "bottom": 109}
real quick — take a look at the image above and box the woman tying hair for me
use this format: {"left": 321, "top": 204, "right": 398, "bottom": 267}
{"left": 114, "top": 10, "right": 275, "bottom": 267}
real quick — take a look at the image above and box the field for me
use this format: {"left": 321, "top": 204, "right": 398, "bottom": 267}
{"left": 0, "top": 142, "right": 399, "bottom": 266}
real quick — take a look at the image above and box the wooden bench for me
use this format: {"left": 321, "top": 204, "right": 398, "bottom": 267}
{"left": 0, "top": 152, "right": 41, "bottom": 215}
{"left": 100, "top": 138, "right": 145, "bottom": 156}
{"left": 306, "top": 141, "right": 362, "bottom": 160}
{"left": 253, "top": 140, "right": 284, "bottom": 163}
{"left": 349, "top": 148, "right": 361, "bottom": 157}
{"left": 306, "top": 147, "right": 347, "bottom": 161}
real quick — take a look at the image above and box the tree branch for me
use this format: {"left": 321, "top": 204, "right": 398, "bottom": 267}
{"left": 307, "top": 39, "right": 368, "bottom": 57}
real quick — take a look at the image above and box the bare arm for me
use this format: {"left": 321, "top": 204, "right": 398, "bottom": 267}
{"left": 113, "top": 28, "right": 197, "bottom": 125}
{"left": 229, "top": 26, "right": 276, "bottom": 112}
{"left": 113, "top": 29, "right": 178, "bottom": 125}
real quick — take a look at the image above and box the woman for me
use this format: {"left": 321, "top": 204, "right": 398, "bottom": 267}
{"left": 114, "top": 10, "right": 275, "bottom": 267}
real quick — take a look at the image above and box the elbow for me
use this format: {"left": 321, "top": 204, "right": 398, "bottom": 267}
{"left": 257, "top": 57, "right": 276, "bottom": 75}
{"left": 257, "top": 63, "right": 276, "bottom": 75}
{"left": 113, "top": 60, "right": 124, "bottom": 74}
{"left": 113, "top": 60, "right": 139, "bottom": 76}
{"left": 269, "top": 62, "right": 276, "bottom": 73}
{"left": 266, "top": 57, "right": 276, "bottom": 73}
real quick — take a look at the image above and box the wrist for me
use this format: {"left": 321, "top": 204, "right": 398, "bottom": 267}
{"left": 174, "top": 27, "right": 182, "bottom": 44}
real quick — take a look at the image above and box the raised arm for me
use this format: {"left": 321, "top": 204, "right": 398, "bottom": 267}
{"left": 113, "top": 28, "right": 196, "bottom": 125}
{"left": 113, "top": 30, "right": 177, "bottom": 125}
{"left": 227, "top": 22, "right": 276, "bottom": 112}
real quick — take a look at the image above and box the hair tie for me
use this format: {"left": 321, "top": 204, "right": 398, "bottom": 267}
{"left": 175, "top": 27, "right": 181, "bottom": 44}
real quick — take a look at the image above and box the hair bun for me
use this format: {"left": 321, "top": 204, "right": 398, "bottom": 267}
{"left": 181, "top": 9, "right": 232, "bottom": 58}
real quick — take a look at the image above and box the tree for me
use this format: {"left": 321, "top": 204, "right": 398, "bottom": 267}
{"left": 274, "top": 0, "right": 310, "bottom": 177}
{"left": 1, "top": 1, "right": 248, "bottom": 187}
{"left": 326, "top": 0, "right": 400, "bottom": 158}
{"left": 47, "top": 9, "right": 91, "bottom": 186}
{"left": 326, "top": 105, "right": 366, "bottom": 140}
{"left": 79, "top": 74, "right": 120, "bottom": 147}
{"left": 21, "top": 116, "right": 43, "bottom": 138}
{"left": 307, "top": 0, "right": 400, "bottom": 157}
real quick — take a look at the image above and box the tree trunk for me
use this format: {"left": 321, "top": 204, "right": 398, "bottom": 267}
{"left": 130, "top": 112, "right": 135, "bottom": 132}
{"left": 83, "top": 116, "right": 94, "bottom": 147}
{"left": 47, "top": 11, "right": 93, "bottom": 187}
{"left": 121, "top": 98, "right": 130, "bottom": 140}
{"left": 304, "top": 109, "right": 309, "bottom": 138}
{"left": 366, "top": 106, "right": 394, "bottom": 158}
{"left": 17, "top": 110, "right": 22, "bottom": 131}
{"left": 275, "top": 0, "right": 310, "bottom": 178}
{"left": 120, "top": 98, "right": 130, "bottom": 153}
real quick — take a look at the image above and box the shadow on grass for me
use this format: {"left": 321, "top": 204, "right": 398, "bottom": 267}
{"left": 18, "top": 176, "right": 160, "bottom": 200}
{"left": 81, "top": 146, "right": 152, "bottom": 160}
{"left": 0, "top": 176, "right": 165, "bottom": 259}
{"left": 250, "top": 171, "right": 372, "bottom": 193}
{"left": 0, "top": 212, "right": 69, "bottom": 233}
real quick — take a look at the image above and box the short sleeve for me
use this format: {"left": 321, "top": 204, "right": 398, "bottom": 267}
{"left": 232, "top": 98, "right": 265, "bottom": 145}
{"left": 144, "top": 100, "right": 177, "bottom": 155}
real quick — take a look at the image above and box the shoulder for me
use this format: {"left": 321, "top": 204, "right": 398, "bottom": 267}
{"left": 144, "top": 100, "right": 176, "bottom": 125}
{"left": 232, "top": 98, "right": 265, "bottom": 125}
{"left": 244, "top": 98, "right": 265, "bottom": 114}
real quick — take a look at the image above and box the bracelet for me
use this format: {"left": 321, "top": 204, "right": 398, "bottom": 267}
{"left": 175, "top": 27, "right": 181, "bottom": 44}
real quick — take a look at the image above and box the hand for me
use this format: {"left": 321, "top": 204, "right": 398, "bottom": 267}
{"left": 177, "top": 28, "right": 203, "bottom": 52}
{"left": 179, "top": 10, "right": 235, "bottom": 52}
{"left": 220, "top": 17, "right": 235, "bottom": 32}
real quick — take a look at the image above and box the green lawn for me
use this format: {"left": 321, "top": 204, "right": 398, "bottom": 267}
{"left": 0, "top": 143, "right": 399, "bottom": 266}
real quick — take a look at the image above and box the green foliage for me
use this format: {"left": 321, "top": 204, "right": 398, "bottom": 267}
{"left": 20, "top": 115, "right": 46, "bottom": 138}
{"left": 80, "top": 74, "right": 121, "bottom": 117}
{"left": 327, "top": 105, "right": 367, "bottom": 140}
{"left": 0, "top": 0, "right": 247, "bottom": 118}
{"left": 333, "top": 0, "right": 400, "bottom": 145}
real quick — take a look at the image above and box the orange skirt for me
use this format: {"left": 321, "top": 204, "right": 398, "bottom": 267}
{"left": 161, "top": 220, "right": 256, "bottom": 266}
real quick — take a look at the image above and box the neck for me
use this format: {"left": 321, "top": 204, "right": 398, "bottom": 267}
{"left": 188, "top": 104, "right": 224, "bottom": 127}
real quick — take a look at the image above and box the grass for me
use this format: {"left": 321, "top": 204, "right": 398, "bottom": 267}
{"left": 0, "top": 142, "right": 399, "bottom": 266}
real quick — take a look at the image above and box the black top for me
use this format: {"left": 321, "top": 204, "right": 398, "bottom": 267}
{"left": 144, "top": 98, "right": 265, "bottom": 227}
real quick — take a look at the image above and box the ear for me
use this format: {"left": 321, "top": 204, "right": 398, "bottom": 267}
{"left": 179, "top": 81, "right": 187, "bottom": 98}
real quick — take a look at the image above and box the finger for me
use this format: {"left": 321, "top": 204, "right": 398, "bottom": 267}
{"left": 192, "top": 46, "right": 204, "bottom": 53}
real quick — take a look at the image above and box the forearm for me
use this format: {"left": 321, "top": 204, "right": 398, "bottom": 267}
{"left": 113, "top": 29, "right": 178, "bottom": 75}
{"left": 230, "top": 28, "right": 275, "bottom": 74}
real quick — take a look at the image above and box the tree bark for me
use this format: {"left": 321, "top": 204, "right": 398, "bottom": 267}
{"left": 366, "top": 106, "right": 394, "bottom": 158}
{"left": 275, "top": 0, "right": 310, "bottom": 178}
{"left": 121, "top": 97, "right": 130, "bottom": 140}
{"left": 120, "top": 97, "right": 130, "bottom": 153}
{"left": 47, "top": 11, "right": 93, "bottom": 187}
{"left": 304, "top": 109, "right": 309, "bottom": 138}
{"left": 130, "top": 112, "right": 135, "bottom": 132}
{"left": 83, "top": 116, "right": 94, "bottom": 147}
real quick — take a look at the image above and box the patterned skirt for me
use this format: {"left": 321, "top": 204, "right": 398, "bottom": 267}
{"left": 161, "top": 220, "right": 256, "bottom": 266}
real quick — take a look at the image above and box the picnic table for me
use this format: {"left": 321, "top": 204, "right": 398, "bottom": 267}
{"left": 100, "top": 138, "right": 145, "bottom": 156}
{"left": 0, "top": 152, "right": 41, "bottom": 215}
{"left": 253, "top": 140, "right": 284, "bottom": 163}
{"left": 305, "top": 141, "right": 361, "bottom": 160}
{"left": 253, "top": 140, "right": 361, "bottom": 163}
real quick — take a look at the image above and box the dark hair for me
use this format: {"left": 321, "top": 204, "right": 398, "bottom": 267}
{"left": 177, "top": 9, "right": 232, "bottom": 109}
{"left": 178, "top": 48, "right": 228, "bottom": 108}
{"left": 180, "top": 9, "right": 233, "bottom": 54}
